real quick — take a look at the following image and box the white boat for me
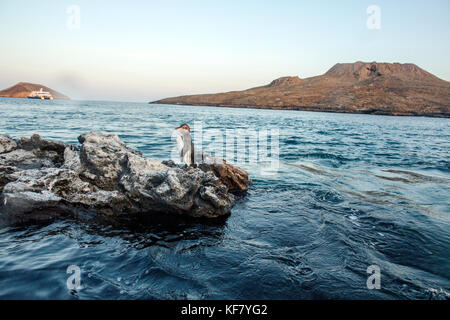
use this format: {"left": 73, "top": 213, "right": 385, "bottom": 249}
{"left": 28, "top": 88, "right": 53, "bottom": 100}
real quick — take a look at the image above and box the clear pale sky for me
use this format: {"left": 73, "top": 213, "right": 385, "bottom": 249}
{"left": 1, "top": 0, "right": 449, "bottom": 102}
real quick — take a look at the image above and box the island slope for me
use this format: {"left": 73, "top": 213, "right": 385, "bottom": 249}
{"left": 151, "top": 62, "right": 450, "bottom": 117}
{"left": 0, "top": 82, "right": 70, "bottom": 100}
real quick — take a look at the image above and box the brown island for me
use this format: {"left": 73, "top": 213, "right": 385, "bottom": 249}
{"left": 151, "top": 62, "right": 450, "bottom": 118}
{"left": 0, "top": 82, "right": 70, "bottom": 100}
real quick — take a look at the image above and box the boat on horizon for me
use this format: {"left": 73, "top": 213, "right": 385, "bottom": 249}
{"left": 27, "top": 88, "right": 53, "bottom": 100}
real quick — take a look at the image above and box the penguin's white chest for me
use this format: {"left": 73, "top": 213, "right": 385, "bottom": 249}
{"left": 176, "top": 129, "right": 193, "bottom": 166}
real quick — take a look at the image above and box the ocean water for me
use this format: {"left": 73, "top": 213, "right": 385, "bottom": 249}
{"left": 0, "top": 97, "right": 449, "bottom": 300}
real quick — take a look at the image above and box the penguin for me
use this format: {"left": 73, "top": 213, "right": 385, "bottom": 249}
{"left": 175, "top": 123, "right": 195, "bottom": 166}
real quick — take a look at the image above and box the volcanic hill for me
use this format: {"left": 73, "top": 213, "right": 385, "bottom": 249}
{"left": 151, "top": 62, "right": 450, "bottom": 117}
{"left": 0, "top": 82, "right": 70, "bottom": 100}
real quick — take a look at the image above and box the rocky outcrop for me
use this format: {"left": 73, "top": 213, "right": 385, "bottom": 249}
{"left": 199, "top": 161, "right": 251, "bottom": 194}
{"left": 268, "top": 76, "right": 303, "bottom": 87}
{"left": 0, "top": 135, "right": 17, "bottom": 154}
{"left": 0, "top": 132, "right": 250, "bottom": 222}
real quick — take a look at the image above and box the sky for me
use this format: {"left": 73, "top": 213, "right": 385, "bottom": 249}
{"left": 0, "top": 0, "right": 449, "bottom": 102}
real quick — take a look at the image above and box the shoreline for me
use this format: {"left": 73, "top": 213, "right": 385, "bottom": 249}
{"left": 1, "top": 96, "right": 447, "bottom": 118}
{"left": 149, "top": 101, "right": 450, "bottom": 119}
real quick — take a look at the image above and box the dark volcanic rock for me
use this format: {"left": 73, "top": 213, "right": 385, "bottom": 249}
{"left": 0, "top": 132, "right": 250, "bottom": 222}
{"left": 0, "top": 134, "right": 71, "bottom": 171}
{"left": 0, "top": 135, "right": 17, "bottom": 154}
{"left": 199, "top": 161, "right": 251, "bottom": 194}
{"left": 17, "top": 134, "right": 70, "bottom": 165}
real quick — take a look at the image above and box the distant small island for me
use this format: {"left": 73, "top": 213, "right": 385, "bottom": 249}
{"left": 151, "top": 62, "right": 450, "bottom": 118}
{"left": 0, "top": 82, "right": 70, "bottom": 100}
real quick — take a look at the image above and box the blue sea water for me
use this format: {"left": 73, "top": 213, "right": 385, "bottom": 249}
{"left": 0, "top": 97, "right": 449, "bottom": 299}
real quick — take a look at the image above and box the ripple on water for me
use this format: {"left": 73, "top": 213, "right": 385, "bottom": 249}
{"left": 0, "top": 99, "right": 449, "bottom": 299}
